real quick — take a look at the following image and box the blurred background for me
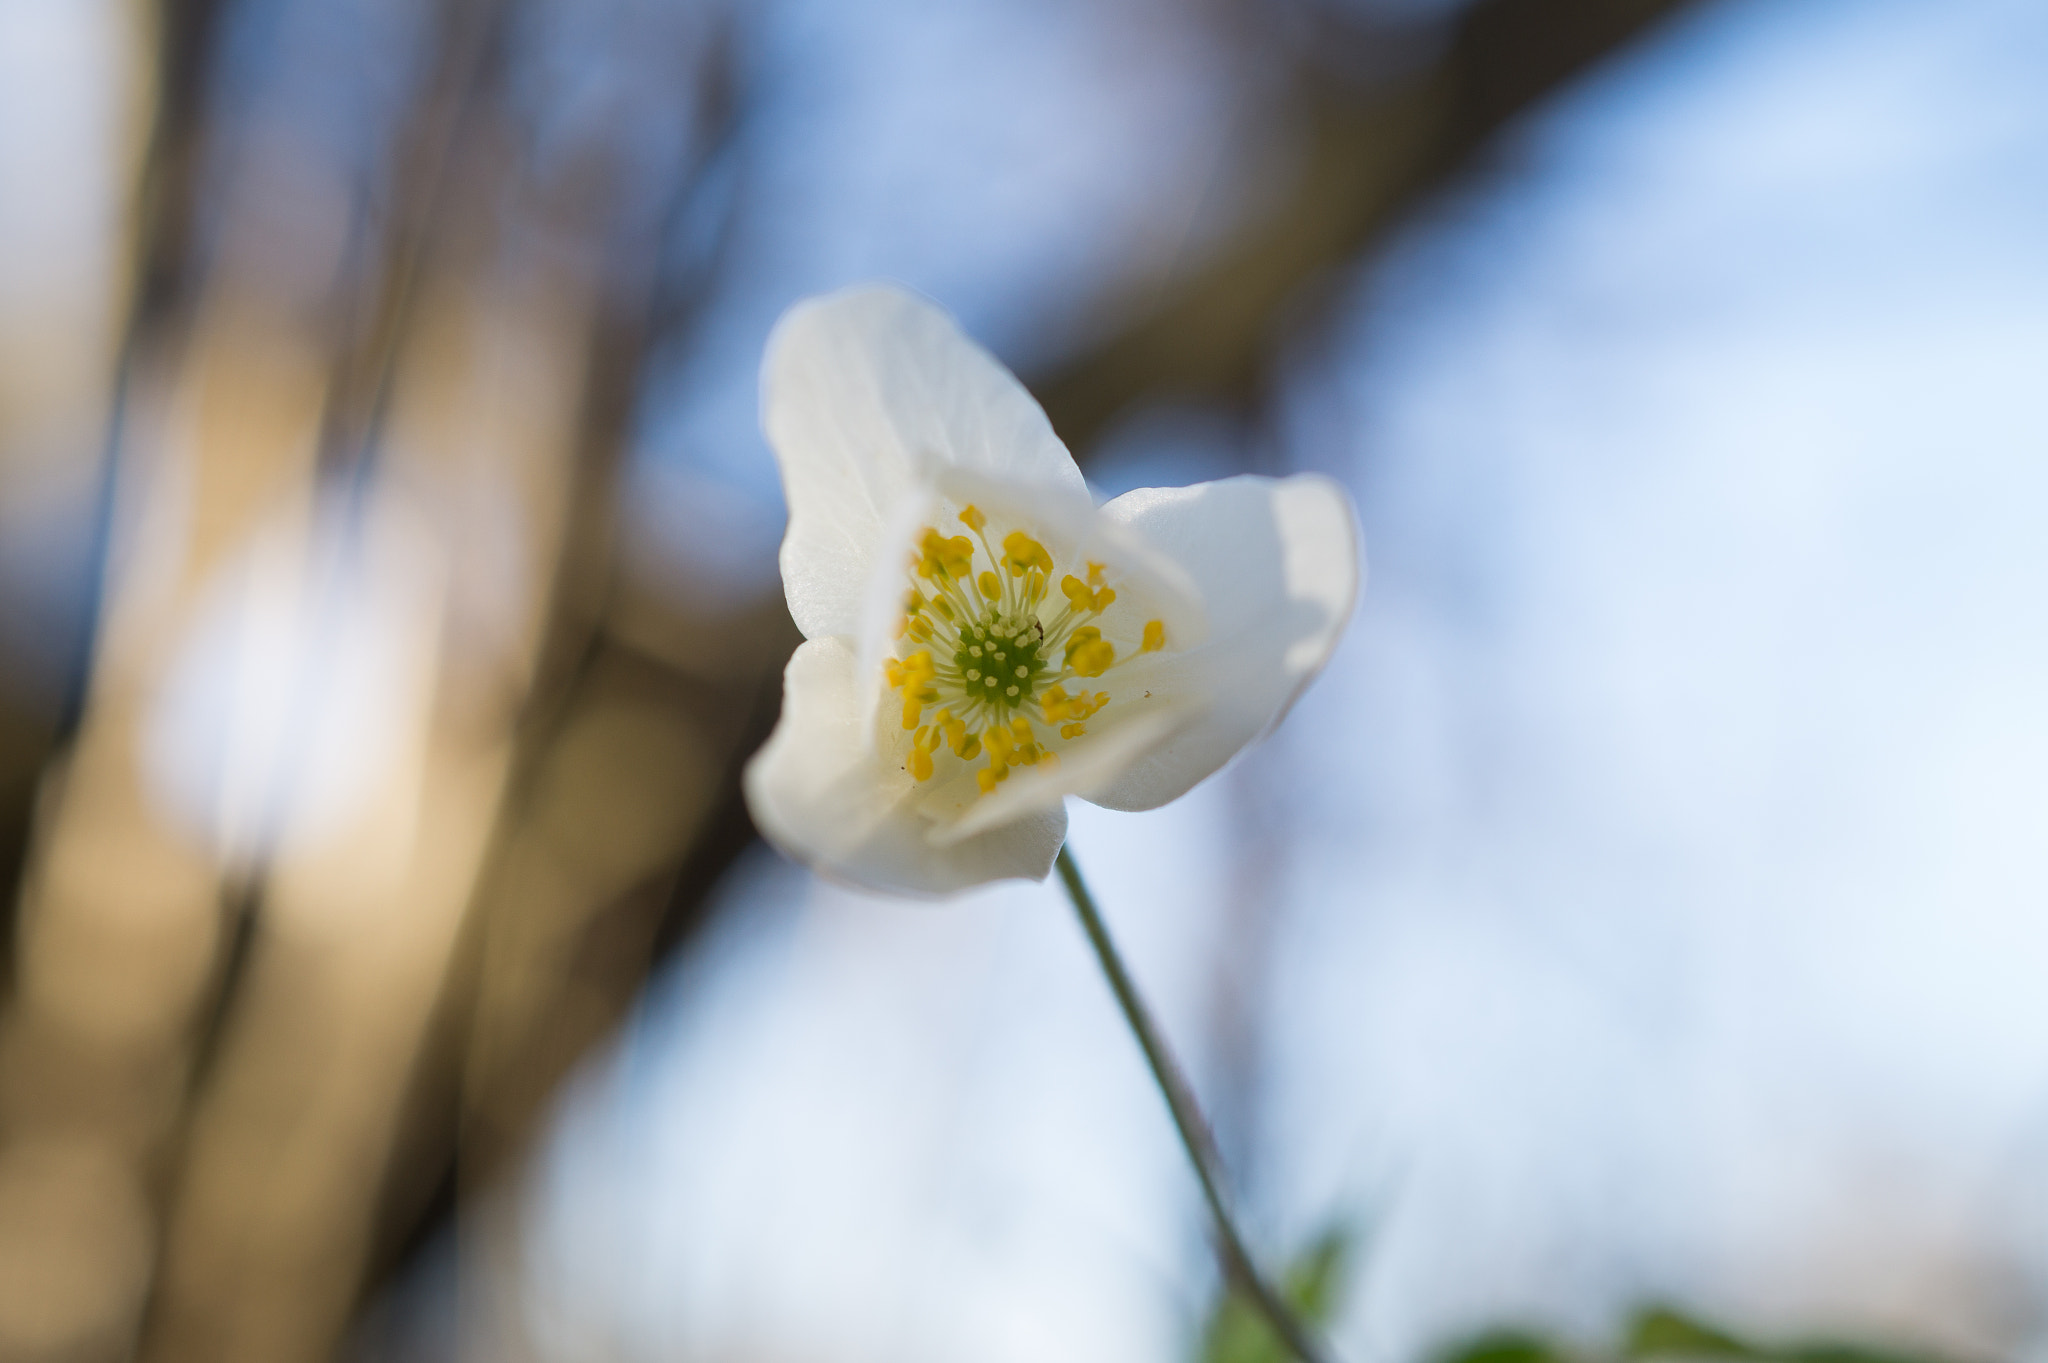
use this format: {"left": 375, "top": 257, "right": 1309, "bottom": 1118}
{"left": 2, "top": 0, "right": 2047, "bottom": 1360}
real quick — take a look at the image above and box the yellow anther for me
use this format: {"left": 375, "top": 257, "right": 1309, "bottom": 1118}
{"left": 908, "top": 616, "right": 934, "bottom": 641}
{"left": 890, "top": 653, "right": 937, "bottom": 726}
{"left": 918, "top": 528, "right": 975, "bottom": 581}
{"left": 977, "top": 766, "right": 1000, "bottom": 793}
{"left": 977, "top": 570, "right": 1001, "bottom": 602}
{"left": 1141, "top": 619, "right": 1165, "bottom": 652}
{"left": 1091, "top": 586, "right": 1117, "bottom": 612}
{"left": 1061, "top": 574, "right": 1092, "bottom": 610}
{"left": 1086, "top": 560, "right": 1107, "bottom": 586}
{"left": 1093, "top": 691, "right": 1109, "bottom": 709}
{"left": 911, "top": 747, "right": 934, "bottom": 781}
{"left": 985, "top": 724, "right": 1013, "bottom": 760}
{"left": 1063, "top": 626, "right": 1101, "bottom": 661}
{"left": 959, "top": 504, "right": 987, "bottom": 531}
{"left": 904, "top": 589, "right": 926, "bottom": 615}
{"left": 1061, "top": 722, "right": 1087, "bottom": 739}
{"left": 1049, "top": 686, "right": 1099, "bottom": 722}
{"left": 1070, "top": 639, "right": 1116, "bottom": 677}
{"left": 932, "top": 596, "right": 956, "bottom": 621}
{"left": 955, "top": 734, "right": 982, "bottom": 761}
{"left": 1002, "top": 531, "right": 1053, "bottom": 578}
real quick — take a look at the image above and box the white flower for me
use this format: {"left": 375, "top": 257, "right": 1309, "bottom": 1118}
{"left": 743, "top": 285, "right": 1361, "bottom": 897}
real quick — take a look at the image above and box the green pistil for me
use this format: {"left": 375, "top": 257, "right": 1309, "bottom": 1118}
{"left": 955, "top": 616, "right": 1047, "bottom": 709}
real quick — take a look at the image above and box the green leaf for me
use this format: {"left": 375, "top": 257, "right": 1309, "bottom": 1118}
{"left": 1783, "top": 1343, "right": 1955, "bottom": 1363}
{"left": 1626, "top": 1307, "right": 1757, "bottom": 1359}
{"left": 1433, "top": 1328, "right": 1579, "bottom": 1363}
{"left": 1195, "top": 1224, "right": 1356, "bottom": 1363}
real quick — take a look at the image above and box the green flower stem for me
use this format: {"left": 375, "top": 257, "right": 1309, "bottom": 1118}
{"left": 1054, "top": 846, "right": 1338, "bottom": 1363}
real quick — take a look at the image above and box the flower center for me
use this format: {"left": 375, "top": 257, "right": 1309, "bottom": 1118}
{"left": 885, "top": 504, "right": 1167, "bottom": 796}
{"left": 954, "top": 619, "right": 1047, "bottom": 706}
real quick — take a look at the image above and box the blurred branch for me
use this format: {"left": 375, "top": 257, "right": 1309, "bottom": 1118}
{"left": 316, "top": 0, "right": 512, "bottom": 485}
{"left": 1030, "top": 0, "right": 1707, "bottom": 448}
{"left": 448, "top": 7, "right": 754, "bottom": 1185}
{"left": 0, "top": 0, "right": 233, "bottom": 992}
{"left": 129, "top": 0, "right": 235, "bottom": 330}
{"left": 352, "top": 7, "right": 782, "bottom": 1310}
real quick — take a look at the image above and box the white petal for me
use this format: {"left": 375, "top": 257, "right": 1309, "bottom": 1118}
{"left": 1085, "top": 474, "right": 1361, "bottom": 811}
{"left": 761, "top": 285, "right": 1090, "bottom": 639}
{"left": 744, "top": 636, "right": 1068, "bottom": 897}
{"left": 930, "top": 699, "right": 1200, "bottom": 844}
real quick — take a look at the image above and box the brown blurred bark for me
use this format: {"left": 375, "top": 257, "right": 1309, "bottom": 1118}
{"left": 0, "top": 0, "right": 230, "bottom": 1003}
{"left": 352, "top": 2, "right": 787, "bottom": 1334}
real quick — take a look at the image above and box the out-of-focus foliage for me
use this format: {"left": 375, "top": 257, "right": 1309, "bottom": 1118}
{"left": 1626, "top": 1308, "right": 1966, "bottom": 1363}
{"left": 1430, "top": 1306, "right": 1968, "bottom": 1363}
{"left": 1200, "top": 1223, "right": 1356, "bottom": 1363}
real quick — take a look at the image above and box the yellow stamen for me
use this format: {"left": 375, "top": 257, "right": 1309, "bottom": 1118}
{"left": 918, "top": 528, "right": 975, "bottom": 581}
{"left": 1141, "top": 619, "right": 1166, "bottom": 652}
{"left": 1070, "top": 639, "right": 1116, "bottom": 677}
{"left": 1002, "top": 531, "right": 1053, "bottom": 578}
{"left": 959, "top": 504, "right": 987, "bottom": 531}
